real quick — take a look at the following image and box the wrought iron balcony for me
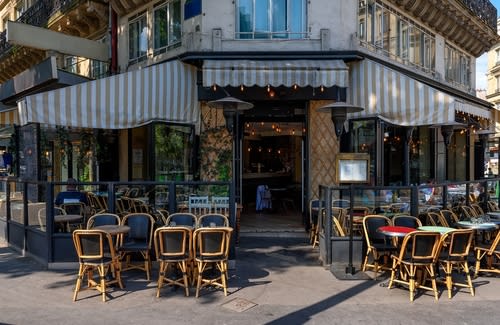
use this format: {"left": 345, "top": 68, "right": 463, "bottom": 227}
{"left": 461, "top": 0, "right": 497, "bottom": 32}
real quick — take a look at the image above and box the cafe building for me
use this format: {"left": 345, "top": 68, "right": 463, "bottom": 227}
{"left": 0, "top": 0, "right": 499, "bottom": 224}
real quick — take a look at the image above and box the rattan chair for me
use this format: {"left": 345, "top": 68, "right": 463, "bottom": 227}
{"left": 438, "top": 229, "right": 475, "bottom": 298}
{"left": 362, "top": 215, "right": 398, "bottom": 279}
{"left": 393, "top": 215, "right": 422, "bottom": 228}
{"left": 197, "top": 213, "right": 229, "bottom": 228}
{"left": 487, "top": 200, "right": 499, "bottom": 212}
{"left": 439, "top": 209, "right": 460, "bottom": 227}
{"left": 87, "top": 213, "right": 121, "bottom": 229}
{"left": 460, "top": 205, "right": 478, "bottom": 219}
{"left": 119, "top": 213, "right": 156, "bottom": 280}
{"left": 72, "top": 229, "right": 123, "bottom": 302}
{"left": 154, "top": 226, "right": 193, "bottom": 297}
{"left": 188, "top": 196, "right": 211, "bottom": 216}
{"left": 166, "top": 212, "right": 197, "bottom": 228}
{"left": 470, "top": 203, "right": 485, "bottom": 217}
{"left": 388, "top": 231, "right": 442, "bottom": 302}
{"left": 308, "top": 199, "right": 321, "bottom": 245}
{"left": 474, "top": 229, "right": 500, "bottom": 277}
{"left": 193, "top": 227, "right": 233, "bottom": 297}
{"left": 426, "top": 211, "right": 441, "bottom": 226}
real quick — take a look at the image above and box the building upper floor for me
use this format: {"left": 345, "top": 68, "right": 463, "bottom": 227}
{"left": 0, "top": 0, "right": 499, "bottom": 96}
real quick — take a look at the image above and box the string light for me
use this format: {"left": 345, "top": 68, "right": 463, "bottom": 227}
{"left": 240, "top": 84, "right": 244, "bottom": 91}
{"left": 293, "top": 84, "right": 298, "bottom": 90}
{"left": 212, "top": 84, "right": 217, "bottom": 91}
{"left": 320, "top": 85, "right": 324, "bottom": 92}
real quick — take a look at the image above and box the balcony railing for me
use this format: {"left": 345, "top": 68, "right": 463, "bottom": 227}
{"left": 461, "top": 0, "right": 497, "bottom": 31}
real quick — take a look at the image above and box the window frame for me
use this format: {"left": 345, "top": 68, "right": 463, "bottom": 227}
{"left": 235, "top": 0, "right": 308, "bottom": 40}
{"left": 128, "top": 11, "right": 148, "bottom": 65}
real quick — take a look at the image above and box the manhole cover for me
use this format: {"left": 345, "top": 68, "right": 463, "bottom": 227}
{"left": 221, "top": 297, "right": 257, "bottom": 312}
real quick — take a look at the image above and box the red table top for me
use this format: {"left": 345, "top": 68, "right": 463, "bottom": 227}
{"left": 377, "top": 225, "right": 416, "bottom": 237}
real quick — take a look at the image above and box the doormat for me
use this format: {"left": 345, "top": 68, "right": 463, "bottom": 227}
{"left": 221, "top": 297, "right": 257, "bottom": 312}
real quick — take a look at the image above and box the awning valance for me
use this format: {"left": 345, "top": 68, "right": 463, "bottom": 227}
{"left": 17, "top": 60, "right": 199, "bottom": 129}
{"left": 348, "top": 59, "right": 490, "bottom": 126}
{"left": 202, "top": 59, "right": 349, "bottom": 88}
{"left": 0, "top": 108, "right": 18, "bottom": 126}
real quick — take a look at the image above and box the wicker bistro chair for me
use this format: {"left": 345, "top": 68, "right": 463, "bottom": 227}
{"left": 193, "top": 227, "right": 233, "bottom": 298}
{"left": 439, "top": 209, "right": 460, "bottom": 227}
{"left": 197, "top": 213, "right": 229, "bottom": 228}
{"left": 474, "top": 229, "right": 500, "bottom": 277}
{"left": 188, "top": 196, "right": 211, "bottom": 216}
{"left": 362, "top": 215, "right": 398, "bottom": 279}
{"left": 212, "top": 196, "right": 230, "bottom": 215}
{"left": 470, "top": 203, "right": 485, "bottom": 217}
{"left": 387, "top": 231, "right": 442, "bottom": 302}
{"left": 460, "top": 205, "right": 478, "bottom": 219}
{"left": 426, "top": 212, "right": 441, "bottom": 226}
{"left": 308, "top": 199, "right": 322, "bottom": 244}
{"left": 72, "top": 229, "right": 124, "bottom": 302}
{"left": 118, "top": 213, "right": 156, "bottom": 281}
{"left": 166, "top": 213, "right": 197, "bottom": 228}
{"left": 437, "top": 229, "right": 475, "bottom": 298}
{"left": 487, "top": 200, "right": 500, "bottom": 212}
{"left": 393, "top": 215, "right": 422, "bottom": 229}
{"left": 154, "top": 226, "right": 193, "bottom": 297}
{"left": 87, "top": 213, "right": 121, "bottom": 229}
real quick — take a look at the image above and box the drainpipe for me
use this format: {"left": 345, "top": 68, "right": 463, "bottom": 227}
{"left": 110, "top": 5, "right": 118, "bottom": 75}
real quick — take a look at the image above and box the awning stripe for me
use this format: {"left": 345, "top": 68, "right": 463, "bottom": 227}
{"left": 17, "top": 60, "right": 199, "bottom": 129}
{"left": 0, "top": 108, "right": 19, "bottom": 125}
{"left": 348, "top": 59, "right": 489, "bottom": 126}
{"left": 202, "top": 60, "right": 349, "bottom": 88}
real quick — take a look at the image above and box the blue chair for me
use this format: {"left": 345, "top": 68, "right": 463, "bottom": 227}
{"left": 119, "top": 213, "right": 155, "bottom": 280}
{"left": 256, "top": 185, "right": 272, "bottom": 212}
{"left": 197, "top": 213, "right": 229, "bottom": 228}
{"left": 166, "top": 212, "right": 197, "bottom": 228}
{"left": 87, "top": 213, "right": 121, "bottom": 229}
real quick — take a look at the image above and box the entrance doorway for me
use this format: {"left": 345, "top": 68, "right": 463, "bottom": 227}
{"left": 239, "top": 119, "right": 305, "bottom": 232}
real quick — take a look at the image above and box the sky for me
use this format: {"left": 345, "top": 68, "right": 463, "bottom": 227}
{"left": 476, "top": 0, "right": 500, "bottom": 90}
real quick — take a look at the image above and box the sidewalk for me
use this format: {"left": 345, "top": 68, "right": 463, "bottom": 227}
{"left": 0, "top": 236, "right": 499, "bottom": 324}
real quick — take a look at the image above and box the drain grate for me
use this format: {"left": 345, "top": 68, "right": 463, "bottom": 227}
{"left": 221, "top": 297, "right": 257, "bottom": 312}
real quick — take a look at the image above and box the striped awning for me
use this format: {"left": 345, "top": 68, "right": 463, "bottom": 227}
{"left": 348, "top": 59, "right": 490, "bottom": 125}
{"left": 0, "top": 108, "right": 18, "bottom": 126}
{"left": 202, "top": 60, "right": 349, "bottom": 88}
{"left": 17, "top": 60, "right": 199, "bottom": 129}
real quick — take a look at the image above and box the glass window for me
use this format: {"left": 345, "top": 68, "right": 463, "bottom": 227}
{"left": 129, "top": 13, "right": 148, "bottom": 64}
{"left": 358, "top": 0, "right": 435, "bottom": 74}
{"left": 444, "top": 43, "right": 471, "bottom": 88}
{"left": 236, "top": 0, "right": 307, "bottom": 39}
{"left": 153, "top": 0, "right": 181, "bottom": 55}
{"left": 155, "top": 124, "right": 194, "bottom": 181}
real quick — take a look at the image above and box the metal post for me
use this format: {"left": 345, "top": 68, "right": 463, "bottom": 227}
{"left": 346, "top": 184, "right": 355, "bottom": 275}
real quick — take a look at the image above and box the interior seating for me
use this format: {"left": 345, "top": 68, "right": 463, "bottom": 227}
{"left": 72, "top": 229, "right": 123, "bottom": 302}
{"left": 188, "top": 196, "right": 211, "bottom": 216}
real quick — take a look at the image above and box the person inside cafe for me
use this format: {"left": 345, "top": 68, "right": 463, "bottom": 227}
{"left": 55, "top": 178, "right": 88, "bottom": 205}
{"left": 478, "top": 185, "right": 490, "bottom": 213}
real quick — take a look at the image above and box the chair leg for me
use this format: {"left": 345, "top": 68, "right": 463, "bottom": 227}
{"left": 180, "top": 261, "right": 190, "bottom": 297}
{"left": 443, "top": 262, "right": 453, "bottom": 299}
{"left": 73, "top": 264, "right": 85, "bottom": 302}
{"left": 98, "top": 264, "right": 107, "bottom": 302}
{"left": 156, "top": 261, "right": 166, "bottom": 298}
{"left": 463, "top": 262, "right": 475, "bottom": 297}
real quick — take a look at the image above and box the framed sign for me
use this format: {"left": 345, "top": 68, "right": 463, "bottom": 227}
{"left": 336, "top": 153, "right": 370, "bottom": 184}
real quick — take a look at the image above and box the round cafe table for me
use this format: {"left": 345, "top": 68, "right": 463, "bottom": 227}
{"left": 454, "top": 221, "right": 499, "bottom": 231}
{"left": 418, "top": 226, "right": 455, "bottom": 234}
{"left": 93, "top": 225, "right": 130, "bottom": 236}
{"left": 377, "top": 225, "right": 415, "bottom": 237}
{"left": 54, "top": 214, "right": 83, "bottom": 232}
{"left": 487, "top": 211, "right": 500, "bottom": 219}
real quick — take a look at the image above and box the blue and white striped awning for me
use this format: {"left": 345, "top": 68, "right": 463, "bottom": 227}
{"left": 17, "top": 60, "right": 199, "bottom": 129}
{"left": 203, "top": 60, "right": 349, "bottom": 88}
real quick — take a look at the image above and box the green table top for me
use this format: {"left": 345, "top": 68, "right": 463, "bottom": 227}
{"left": 418, "top": 226, "right": 455, "bottom": 234}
